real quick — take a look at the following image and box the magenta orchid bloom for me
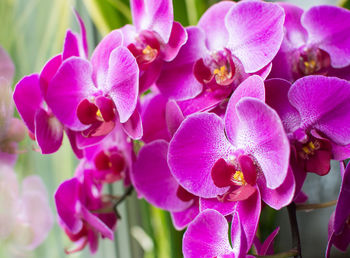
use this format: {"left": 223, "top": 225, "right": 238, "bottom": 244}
{"left": 269, "top": 3, "right": 350, "bottom": 81}
{"left": 46, "top": 30, "right": 141, "bottom": 143}
{"left": 13, "top": 12, "right": 88, "bottom": 155}
{"left": 265, "top": 76, "right": 350, "bottom": 197}
{"left": 183, "top": 209, "right": 251, "bottom": 258}
{"left": 120, "top": 0, "right": 187, "bottom": 92}
{"left": 168, "top": 76, "right": 294, "bottom": 247}
{"left": 55, "top": 170, "right": 117, "bottom": 254}
{"left": 156, "top": 0, "right": 284, "bottom": 113}
{"left": 326, "top": 163, "right": 350, "bottom": 257}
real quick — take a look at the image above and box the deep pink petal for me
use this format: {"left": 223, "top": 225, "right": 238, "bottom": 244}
{"left": 46, "top": 57, "right": 96, "bottom": 130}
{"left": 35, "top": 109, "right": 64, "bottom": 154}
{"left": 122, "top": 109, "right": 143, "bottom": 140}
{"left": 302, "top": 6, "right": 350, "bottom": 68}
{"left": 197, "top": 1, "right": 235, "bottom": 50}
{"left": 62, "top": 30, "right": 81, "bottom": 60}
{"left": 156, "top": 27, "right": 206, "bottom": 100}
{"left": 200, "top": 197, "right": 236, "bottom": 216}
{"left": 141, "top": 94, "right": 170, "bottom": 143}
{"left": 168, "top": 113, "right": 232, "bottom": 198}
{"left": 259, "top": 227, "right": 280, "bottom": 255}
{"left": 183, "top": 209, "right": 233, "bottom": 258}
{"left": 226, "top": 1, "right": 285, "bottom": 73}
{"left": 132, "top": 140, "right": 192, "bottom": 212}
{"left": 165, "top": 100, "right": 184, "bottom": 137}
{"left": 105, "top": 47, "right": 139, "bottom": 123}
{"left": 233, "top": 98, "right": 290, "bottom": 189}
{"left": 39, "top": 54, "right": 62, "bottom": 97}
{"left": 289, "top": 75, "right": 350, "bottom": 145}
{"left": 171, "top": 201, "right": 199, "bottom": 230}
{"left": 265, "top": 78, "right": 300, "bottom": 135}
{"left": 237, "top": 188, "right": 261, "bottom": 249}
{"left": 91, "top": 30, "right": 123, "bottom": 87}
{"left": 162, "top": 22, "right": 187, "bottom": 62}
{"left": 130, "top": 0, "right": 173, "bottom": 43}
{"left": 231, "top": 211, "right": 248, "bottom": 257}
{"left": 224, "top": 75, "right": 265, "bottom": 144}
{"left": 13, "top": 74, "right": 42, "bottom": 133}
{"left": 258, "top": 167, "right": 295, "bottom": 210}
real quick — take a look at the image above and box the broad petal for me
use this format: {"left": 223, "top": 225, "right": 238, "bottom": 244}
{"left": 168, "top": 113, "right": 231, "bottom": 198}
{"left": 302, "top": 6, "right": 350, "bottom": 68}
{"left": 141, "top": 94, "right": 170, "bottom": 143}
{"left": 106, "top": 47, "right": 139, "bottom": 123}
{"left": 171, "top": 201, "right": 199, "bottom": 230}
{"left": 237, "top": 188, "right": 261, "bottom": 249}
{"left": 132, "top": 140, "right": 192, "bottom": 212}
{"left": 39, "top": 54, "right": 62, "bottom": 97}
{"left": 162, "top": 22, "right": 187, "bottom": 62}
{"left": 35, "top": 109, "right": 64, "bottom": 154}
{"left": 226, "top": 1, "right": 285, "bottom": 73}
{"left": 130, "top": 0, "right": 173, "bottom": 43}
{"left": 55, "top": 178, "right": 82, "bottom": 234}
{"left": 200, "top": 197, "right": 236, "bottom": 217}
{"left": 13, "top": 74, "right": 42, "bottom": 133}
{"left": 47, "top": 57, "right": 96, "bottom": 131}
{"left": 233, "top": 98, "right": 290, "bottom": 189}
{"left": 156, "top": 27, "right": 206, "bottom": 100}
{"left": 165, "top": 100, "right": 184, "bottom": 137}
{"left": 183, "top": 209, "right": 233, "bottom": 258}
{"left": 197, "top": 1, "right": 235, "bottom": 50}
{"left": 122, "top": 109, "right": 143, "bottom": 140}
{"left": 91, "top": 30, "right": 123, "bottom": 87}
{"left": 288, "top": 75, "right": 350, "bottom": 145}
{"left": 265, "top": 78, "right": 300, "bottom": 135}
{"left": 224, "top": 75, "right": 265, "bottom": 144}
{"left": 258, "top": 167, "right": 295, "bottom": 210}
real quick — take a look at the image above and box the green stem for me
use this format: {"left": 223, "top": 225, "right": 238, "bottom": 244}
{"left": 296, "top": 200, "right": 337, "bottom": 211}
{"left": 287, "top": 203, "right": 302, "bottom": 258}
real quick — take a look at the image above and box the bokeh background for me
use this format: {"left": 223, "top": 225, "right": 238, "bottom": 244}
{"left": 0, "top": 0, "right": 348, "bottom": 257}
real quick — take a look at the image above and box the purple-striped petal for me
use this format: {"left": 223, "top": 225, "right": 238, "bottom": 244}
{"left": 47, "top": 57, "right": 95, "bottom": 131}
{"left": 105, "top": 47, "right": 139, "bottom": 123}
{"left": 288, "top": 75, "right": 350, "bottom": 145}
{"left": 226, "top": 1, "right": 285, "bottom": 73}
{"left": 198, "top": 1, "right": 235, "bottom": 51}
{"left": 302, "top": 6, "right": 350, "bottom": 68}
{"left": 183, "top": 209, "right": 234, "bottom": 258}
{"left": 168, "top": 113, "right": 231, "bottom": 198}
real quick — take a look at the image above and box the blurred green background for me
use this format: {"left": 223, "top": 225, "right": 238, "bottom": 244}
{"left": 0, "top": 0, "right": 348, "bottom": 257}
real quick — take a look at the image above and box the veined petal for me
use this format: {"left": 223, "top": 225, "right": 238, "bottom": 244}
{"left": 132, "top": 140, "right": 192, "bottom": 212}
{"left": 91, "top": 30, "right": 123, "bottom": 87}
{"left": 106, "top": 47, "right": 139, "bottom": 123}
{"left": 302, "top": 5, "right": 350, "bottom": 68}
{"left": 130, "top": 0, "right": 173, "bottom": 43}
{"left": 226, "top": 1, "right": 285, "bottom": 73}
{"left": 168, "top": 113, "right": 231, "bottom": 198}
{"left": 224, "top": 75, "right": 265, "bottom": 145}
{"left": 198, "top": 1, "right": 235, "bottom": 51}
{"left": 183, "top": 209, "right": 233, "bottom": 258}
{"left": 288, "top": 75, "right": 350, "bottom": 145}
{"left": 46, "top": 57, "right": 95, "bottom": 131}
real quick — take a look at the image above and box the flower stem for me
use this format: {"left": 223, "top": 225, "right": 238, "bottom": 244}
{"left": 113, "top": 186, "right": 134, "bottom": 218}
{"left": 295, "top": 200, "right": 337, "bottom": 211}
{"left": 287, "top": 202, "right": 302, "bottom": 258}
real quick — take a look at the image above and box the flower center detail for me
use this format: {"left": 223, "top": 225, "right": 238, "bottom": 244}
{"left": 295, "top": 46, "right": 331, "bottom": 77}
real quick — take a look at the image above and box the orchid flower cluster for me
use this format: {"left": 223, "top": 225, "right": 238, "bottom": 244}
{"left": 12, "top": 0, "right": 350, "bottom": 257}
